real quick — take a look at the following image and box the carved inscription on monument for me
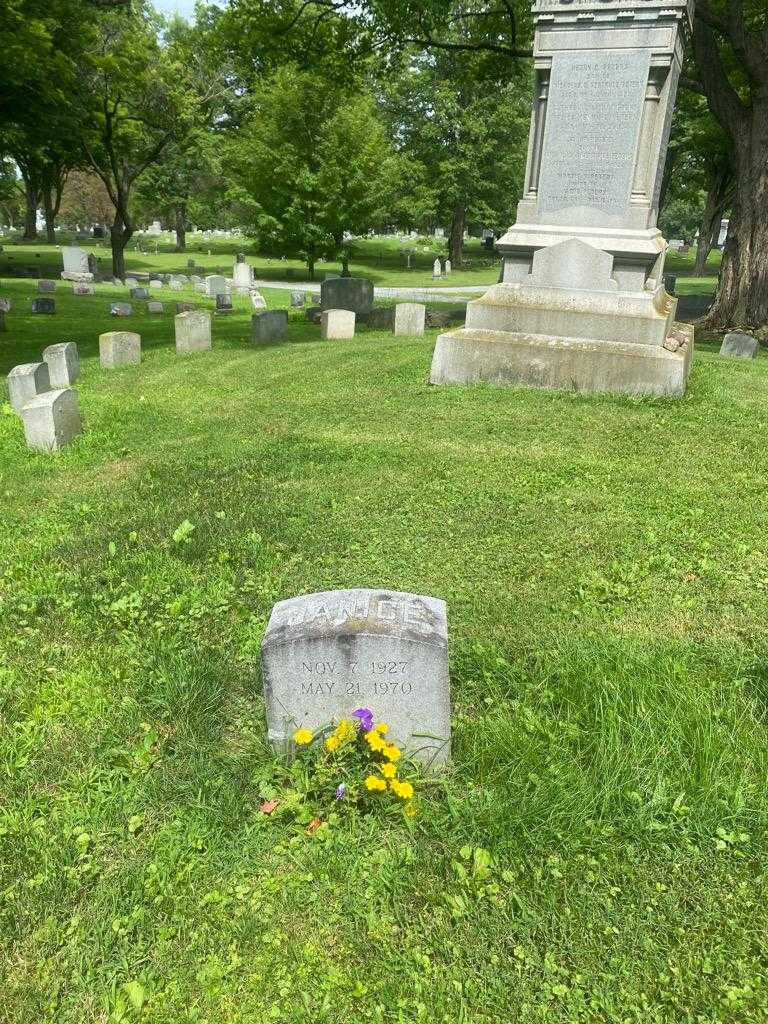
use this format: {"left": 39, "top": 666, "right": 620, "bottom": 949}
{"left": 538, "top": 49, "right": 651, "bottom": 218}
{"left": 261, "top": 589, "right": 451, "bottom": 765}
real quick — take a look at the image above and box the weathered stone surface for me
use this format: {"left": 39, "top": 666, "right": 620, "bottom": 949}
{"left": 175, "top": 301, "right": 196, "bottom": 314}
{"left": 43, "top": 342, "right": 79, "bottom": 387}
{"left": 720, "top": 332, "right": 758, "bottom": 359}
{"left": 170, "top": 279, "right": 184, "bottom": 291}
{"left": 38, "top": 280, "right": 56, "bottom": 293}
{"left": 21, "top": 388, "right": 82, "bottom": 452}
{"left": 73, "top": 282, "right": 95, "bottom": 296}
{"left": 147, "top": 300, "right": 164, "bottom": 313}
{"left": 205, "top": 274, "right": 227, "bottom": 298}
{"left": 306, "top": 306, "right": 322, "bottom": 324}
{"left": 290, "top": 291, "right": 306, "bottom": 307}
{"left": 175, "top": 311, "right": 212, "bottom": 353}
{"left": 233, "top": 262, "right": 252, "bottom": 289}
{"left": 130, "top": 287, "right": 149, "bottom": 300}
{"left": 7, "top": 362, "right": 50, "bottom": 413}
{"left": 261, "top": 588, "right": 451, "bottom": 766}
{"left": 215, "top": 293, "right": 234, "bottom": 315}
{"left": 99, "top": 331, "right": 141, "bottom": 368}
{"left": 361, "top": 306, "right": 396, "bottom": 330}
{"left": 32, "top": 298, "right": 55, "bottom": 314}
{"left": 0, "top": 298, "right": 10, "bottom": 312}
{"left": 110, "top": 302, "right": 132, "bottom": 317}
{"left": 526, "top": 238, "right": 618, "bottom": 292}
{"left": 61, "top": 246, "right": 91, "bottom": 280}
{"left": 250, "top": 289, "right": 267, "bottom": 311}
{"left": 321, "top": 308, "right": 355, "bottom": 340}
{"left": 432, "top": 259, "right": 441, "bottom": 279}
{"left": 252, "top": 310, "right": 288, "bottom": 344}
{"left": 150, "top": 279, "right": 163, "bottom": 289}
{"left": 394, "top": 303, "right": 426, "bottom": 337}
{"left": 320, "top": 277, "right": 373, "bottom": 315}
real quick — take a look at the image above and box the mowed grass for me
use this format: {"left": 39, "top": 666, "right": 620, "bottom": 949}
{"left": 2, "top": 278, "right": 768, "bottom": 1023}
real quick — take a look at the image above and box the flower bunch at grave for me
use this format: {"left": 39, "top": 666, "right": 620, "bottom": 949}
{"left": 291, "top": 707, "right": 417, "bottom": 817}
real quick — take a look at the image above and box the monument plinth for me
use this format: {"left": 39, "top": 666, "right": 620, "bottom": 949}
{"left": 430, "top": 0, "right": 695, "bottom": 397}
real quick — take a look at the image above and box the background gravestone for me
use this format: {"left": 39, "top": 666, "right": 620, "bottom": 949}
{"left": 7, "top": 362, "right": 50, "bottom": 413}
{"left": 215, "top": 293, "right": 234, "bottom": 315}
{"left": 22, "top": 388, "right": 82, "bottom": 452}
{"left": 252, "top": 310, "right": 287, "bottom": 344}
{"left": 720, "top": 332, "right": 758, "bottom": 359}
{"left": 261, "top": 588, "right": 450, "bottom": 767}
{"left": 43, "top": 342, "right": 79, "bottom": 387}
{"left": 32, "top": 298, "right": 55, "bottom": 314}
{"left": 320, "top": 277, "right": 374, "bottom": 315}
{"left": 110, "top": 303, "right": 132, "bottom": 317}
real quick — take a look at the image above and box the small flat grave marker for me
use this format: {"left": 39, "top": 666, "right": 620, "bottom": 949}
{"left": 720, "top": 332, "right": 758, "bottom": 359}
{"left": 110, "top": 302, "right": 133, "bottom": 317}
{"left": 32, "top": 298, "right": 55, "bottom": 314}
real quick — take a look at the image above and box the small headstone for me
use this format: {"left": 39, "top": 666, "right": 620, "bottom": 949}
{"left": 233, "top": 262, "right": 252, "bottom": 290}
{"left": 432, "top": 258, "right": 441, "bottom": 279}
{"left": 320, "top": 277, "right": 374, "bottom": 315}
{"left": 190, "top": 275, "right": 203, "bottom": 285}
{"left": 147, "top": 300, "right": 164, "bottom": 313}
{"left": 38, "top": 280, "right": 56, "bottom": 293}
{"left": 7, "top": 362, "right": 51, "bottom": 414}
{"left": 175, "top": 310, "right": 212, "bottom": 353}
{"left": 175, "top": 301, "right": 196, "bottom": 314}
{"left": 205, "top": 274, "right": 227, "bottom": 298}
{"left": 32, "top": 298, "right": 55, "bottom": 314}
{"left": 250, "top": 289, "right": 267, "bottom": 311}
{"left": 663, "top": 273, "right": 677, "bottom": 295}
{"left": 187, "top": 259, "right": 196, "bottom": 269}
{"left": 306, "top": 306, "right": 322, "bottom": 325}
{"left": 150, "top": 279, "right": 163, "bottom": 289}
{"left": 73, "top": 282, "right": 95, "bottom": 296}
{"left": 444, "top": 259, "right": 451, "bottom": 276}
{"left": 0, "top": 298, "right": 10, "bottom": 312}
{"left": 290, "top": 292, "right": 306, "bottom": 307}
{"left": 170, "top": 279, "right": 184, "bottom": 291}
{"left": 322, "top": 308, "right": 355, "bottom": 340}
{"left": 130, "top": 287, "right": 149, "bottom": 300}
{"left": 215, "top": 293, "right": 234, "bottom": 315}
{"left": 21, "top": 388, "right": 82, "bottom": 452}
{"left": 61, "top": 246, "right": 92, "bottom": 281}
{"left": 252, "top": 310, "right": 288, "bottom": 344}
{"left": 110, "top": 303, "right": 132, "bottom": 317}
{"left": 362, "top": 306, "right": 396, "bottom": 330}
{"left": 720, "top": 332, "right": 758, "bottom": 359}
{"left": 260, "top": 588, "right": 450, "bottom": 766}
{"left": 99, "top": 331, "right": 141, "bottom": 368}
{"left": 43, "top": 342, "right": 80, "bottom": 387}
{"left": 394, "top": 303, "right": 426, "bottom": 337}
{"left": 112, "top": 278, "right": 124, "bottom": 287}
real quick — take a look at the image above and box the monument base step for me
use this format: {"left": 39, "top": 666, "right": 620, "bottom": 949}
{"left": 429, "top": 324, "right": 693, "bottom": 398}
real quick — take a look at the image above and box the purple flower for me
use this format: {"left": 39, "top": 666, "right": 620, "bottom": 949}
{"left": 351, "top": 707, "right": 374, "bottom": 732}
{"left": 335, "top": 783, "right": 347, "bottom": 800}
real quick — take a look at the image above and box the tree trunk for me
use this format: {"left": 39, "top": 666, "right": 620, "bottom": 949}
{"left": 23, "top": 178, "right": 38, "bottom": 240}
{"left": 175, "top": 202, "right": 186, "bottom": 252}
{"left": 693, "top": 159, "right": 731, "bottom": 277}
{"left": 43, "top": 189, "right": 56, "bottom": 244}
{"left": 110, "top": 215, "right": 133, "bottom": 280}
{"left": 692, "top": 14, "right": 768, "bottom": 330}
{"left": 448, "top": 203, "right": 465, "bottom": 266}
{"left": 307, "top": 255, "right": 315, "bottom": 281}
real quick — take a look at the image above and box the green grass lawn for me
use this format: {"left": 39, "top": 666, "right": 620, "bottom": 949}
{"left": 2, "top": 278, "right": 767, "bottom": 1023}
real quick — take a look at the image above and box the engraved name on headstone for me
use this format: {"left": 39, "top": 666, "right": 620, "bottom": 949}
{"left": 538, "top": 49, "right": 651, "bottom": 218}
{"left": 261, "top": 588, "right": 450, "bottom": 766}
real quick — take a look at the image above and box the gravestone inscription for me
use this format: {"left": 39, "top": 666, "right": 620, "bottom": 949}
{"left": 261, "top": 588, "right": 450, "bottom": 766}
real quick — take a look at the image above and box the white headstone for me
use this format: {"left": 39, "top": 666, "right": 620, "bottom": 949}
{"left": 205, "top": 275, "right": 227, "bottom": 298}
{"left": 21, "top": 388, "right": 82, "bottom": 451}
{"left": 175, "top": 310, "right": 212, "bottom": 353}
{"left": 321, "top": 308, "right": 355, "bottom": 340}
{"left": 61, "top": 246, "right": 92, "bottom": 281}
{"left": 7, "top": 362, "right": 50, "bottom": 414}
{"left": 43, "top": 342, "right": 80, "bottom": 387}
{"left": 444, "top": 259, "right": 451, "bottom": 276}
{"left": 99, "top": 331, "right": 141, "bottom": 368}
{"left": 394, "top": 303, "right": 426, "bottom": 337}
{"left": 250, "top": 289, "right": 268, "bottom": 311}
{"left": 432, "top": 258, "right": 441, "bottom": 279}
{"left": 261, "top": 588, "right": 450, "bottom": 766}
{"left": 232, "top": 262, "right": 252, "bottom": 289}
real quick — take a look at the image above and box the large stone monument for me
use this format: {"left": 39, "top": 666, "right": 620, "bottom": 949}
{"left": 430, "top": 0, "right": 694, "bottom": 397}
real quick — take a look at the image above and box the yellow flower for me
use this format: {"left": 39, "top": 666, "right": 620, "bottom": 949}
{"left": 404, "top": 801, "right": 417, "bottom": 818}
{"left": 380, "top": 762, "right": 397, "bottom": 779}
{"left": 374, "top": 722, "right": 389, "bottom": 735}
{"left": 382, "top": 744, "right": 402, "bottom": 762}
{"left": 334, "top": 719, "right": 353, "bottom": 741}
{"left": 365, "top": 731, "right": 386, "bottom": 752}
{"left": 390, "top": 779, "right": 414, "bottom": 800}
{"left": 325, "top": 735, "right": 340, "bottom": 752}
{"left": 364, "top": 775, "right": 387, "bottom": 792}
{"left": 293, "top": 728, "right": 313, "bottom": 745}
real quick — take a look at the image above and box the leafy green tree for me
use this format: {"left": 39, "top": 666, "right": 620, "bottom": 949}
{"left": 226, "top": 67, "right": 398, "bottom": 277}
